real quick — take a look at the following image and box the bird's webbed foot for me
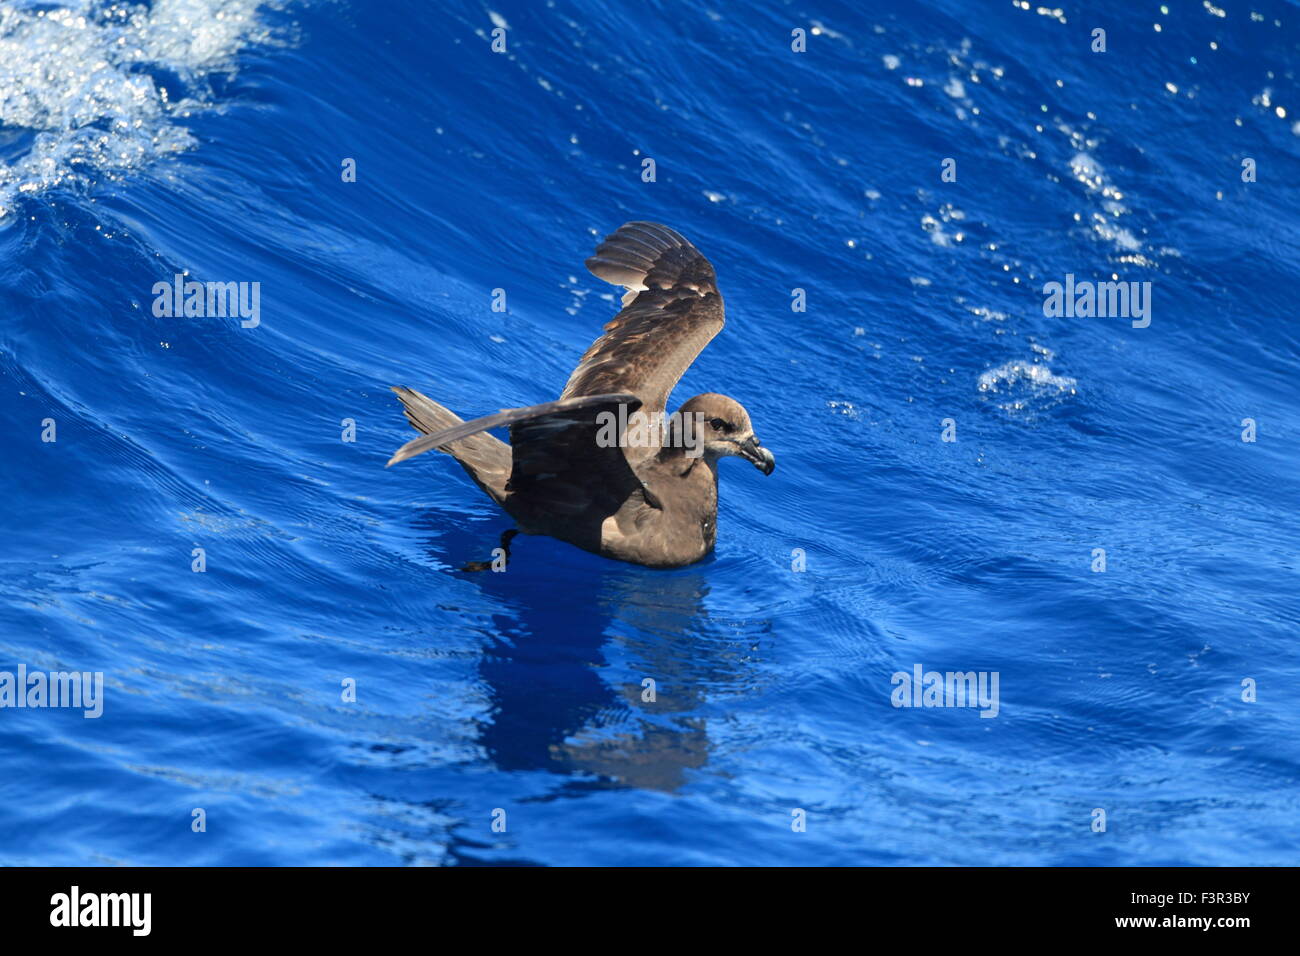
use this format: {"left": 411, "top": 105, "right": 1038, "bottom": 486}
{"left": 461, "top": 528, "right": 519, "bottom": 572}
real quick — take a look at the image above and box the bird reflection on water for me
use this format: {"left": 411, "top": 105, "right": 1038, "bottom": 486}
{"left": 420, "top": 511, "right": 771, "bottom": 795}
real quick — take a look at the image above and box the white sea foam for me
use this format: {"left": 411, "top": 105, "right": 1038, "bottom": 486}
{"left": 978, "top": 360, "right": 1075, "bottom": 392}
{"left": 977, "top": 360, "right": 1077, "bottom": 413}
{"left": 1066, "top": 151, "right": 1155, "bottom": 257}
{"left": 0, "top": 0, "right": 280, "bottom": 220}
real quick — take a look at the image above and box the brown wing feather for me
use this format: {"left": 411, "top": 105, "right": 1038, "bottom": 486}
{"left": 564, "top": 222, "right": 724, "bottom": 414}
{"left": 505, "top": 395, "right": 654, "bottom": 528}
{"left": 387, "top": 393, "right": 635, "bottom": 467}
{"left": 386, "top": 391, "right": 655, "bottom": 539}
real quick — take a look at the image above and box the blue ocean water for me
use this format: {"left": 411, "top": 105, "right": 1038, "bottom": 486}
{"left": 1, "top": 0, "right": 1297, "bottom": 866}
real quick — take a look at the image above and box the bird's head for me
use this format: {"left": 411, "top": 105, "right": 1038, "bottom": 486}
{"left": 674, "top": 393, "right": 775, "bottom": 475}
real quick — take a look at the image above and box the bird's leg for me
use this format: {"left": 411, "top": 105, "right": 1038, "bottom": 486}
{"left": 498, "top": 528, "right": 519, "bottom": 563}
{"left": 462, "top": 528, "right": 519, "bottom": 572}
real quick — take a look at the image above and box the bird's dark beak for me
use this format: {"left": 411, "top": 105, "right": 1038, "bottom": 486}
{"left": 740, "top": 436, "right": 775, "bottom": 475}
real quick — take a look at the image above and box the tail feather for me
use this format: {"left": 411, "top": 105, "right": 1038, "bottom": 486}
{"left": 389, "top": 386, "right": 511, "bottom": 504}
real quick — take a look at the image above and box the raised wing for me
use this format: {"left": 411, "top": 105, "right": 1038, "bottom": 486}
{"left": 564, "top": 222, "right": 725, "bottom": 415}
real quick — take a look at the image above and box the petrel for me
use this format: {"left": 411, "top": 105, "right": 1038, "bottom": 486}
{"left": 386, "top": 221, "right": 775, "bottom": 568}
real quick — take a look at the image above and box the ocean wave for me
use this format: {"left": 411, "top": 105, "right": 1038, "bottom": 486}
{"left": 0, "top": 0, "right": 283, "bottom": 220}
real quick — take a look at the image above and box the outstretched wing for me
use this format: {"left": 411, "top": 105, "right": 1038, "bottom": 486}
{"left": 387, "top": 391, "right": 656, "bottom": 522}
{"left": 565, "top": 222, "right": 725, "bottom": 415}
{"left": 387, "top": 393, "right": 637, "bottom": 468}
{"left": 505, "top": 394, "right": 660, "bottom": 520}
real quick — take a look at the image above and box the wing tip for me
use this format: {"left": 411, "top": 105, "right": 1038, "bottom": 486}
{"left": 585, "top": 221, "right": 714, "bottom": 295}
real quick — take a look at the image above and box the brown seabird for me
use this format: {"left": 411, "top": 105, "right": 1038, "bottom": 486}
{"left": 386, "top": 221, "right": 775, "bottom": 568}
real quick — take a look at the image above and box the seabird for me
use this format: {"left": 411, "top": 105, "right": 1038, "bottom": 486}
{"left": 386, "top": 221, "right": 775, "bottom": 569}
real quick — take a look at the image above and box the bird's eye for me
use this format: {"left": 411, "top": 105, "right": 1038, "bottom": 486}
{"left": 709, "top": 418, "right": 728, "bottom": 431}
